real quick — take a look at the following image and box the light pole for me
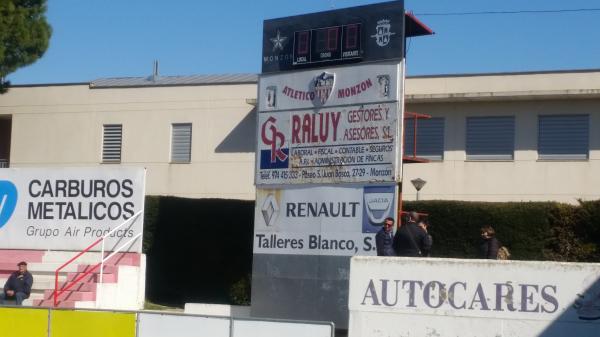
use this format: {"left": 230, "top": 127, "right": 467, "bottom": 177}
{"left": 411, "top": 178, "right": 427, "bottom": 201}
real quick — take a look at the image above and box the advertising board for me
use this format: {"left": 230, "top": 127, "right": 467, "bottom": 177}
{"left": 254, "top": 184, "right": 396, "bottom": 256}
{"left": 0, "top": 167, "right": 145, "bottom": 252}
{"left": 256, "top": 103, "right": 398, "bottom": 185}
{"left": 349, "top": 257, "right": 600, "bottom": 337}
{"left": 258, "top": 62, "right": 400, "bottom": 111}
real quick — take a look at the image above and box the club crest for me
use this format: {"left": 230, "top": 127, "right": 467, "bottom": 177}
{"left": 313, "top": 72, "right": 335, "bottom": 106}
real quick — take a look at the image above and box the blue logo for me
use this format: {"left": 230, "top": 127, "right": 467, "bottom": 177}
{"left": 362, "top": 185, "right": 395, "bottom": 233}
{"left": 0, "top": 180, "right": 18, "bottom": 229}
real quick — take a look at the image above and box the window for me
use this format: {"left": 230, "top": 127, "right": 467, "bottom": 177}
{"left": 466, "top": 116, "right": 515, "bottom": 160}
{"left": 171, "top": 123, "right": 192, "bottom": 163}
{"left": 404, "top": 117, "right": 445, "bottom": 160}
{"left": 102, "top": 124, "right": 122, "bottom": 163}
{"left": 538, "top": 115, "right": 589, "bottom": 160}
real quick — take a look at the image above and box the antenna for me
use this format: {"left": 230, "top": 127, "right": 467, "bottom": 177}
{"left": 151, "top": 60, "right": 159, "bottom": 81}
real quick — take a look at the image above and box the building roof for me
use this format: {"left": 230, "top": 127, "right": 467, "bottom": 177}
{"left": 89, "top": 73, "right": 258, "bottom": 88}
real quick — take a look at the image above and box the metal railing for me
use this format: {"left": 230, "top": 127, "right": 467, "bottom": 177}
{"left": 53, "top": 210, "right": 143, "bottom": 307}
{"left": 0, "top": 159, "right": 8, "bottom": 168}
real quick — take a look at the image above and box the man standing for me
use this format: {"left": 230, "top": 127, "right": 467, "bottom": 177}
{"left": 0, "top": 261, "right": 33, "bottom": 305}
{"left": 393, "top": 212, "right": 431, "bottom": 257}
{"left": 375, "top": 217, "right": 396, "bottom": 256}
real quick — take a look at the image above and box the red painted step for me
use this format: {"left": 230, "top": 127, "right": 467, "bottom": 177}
{"left": 76, "top": 264, "right": 118, "bottom": 274}
{"left": 43, "top": 289, "right": 95, "bottom": 302}
{"left": 33, "top": 299, "right": 77, "bottom": 308}
{"left": 57, "top": 281, "right": 97, "bottom": 292}
{"left": 0, "top": 250, "right": 45, "bottom": 263}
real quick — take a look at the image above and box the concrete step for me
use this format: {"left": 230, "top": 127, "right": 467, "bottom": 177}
{"left": 42, "top": 251, "right": 141, "bottom": 266}
{"left": 76, "top": 264, "right": 118, "bottom": 274}
{"left": 43, "top": 289, "right": 95, "bottom": 302}
{"left": 33, "top": 299, "right": 76, "bottom": 308}
{"left": 0, "top": 275, "right": 67, "bottom": 290}
{"left": 0, "top": 250, "right": 45, "bottom": 263}
{"left": 0, "top": 262, "right": 78, "bottom": 274}
{"left": 57, "top": 281, "right": 97, "bottom": 293}
{"left": 66, "top": 272, "right": 117, "bottom": 283}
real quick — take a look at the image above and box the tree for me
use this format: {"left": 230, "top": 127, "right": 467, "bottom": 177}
{"left": 0, "top": 0, "right": 52, "bottom": 93}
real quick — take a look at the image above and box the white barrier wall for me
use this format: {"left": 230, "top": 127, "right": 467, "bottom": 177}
{"left": 138, "top": 313, "right": 230, "bottom": 337}
{"left": 138, "top": 312, "right": 334, "bottom": 337}
{"left": 349, "top": 257, "right": 600, "bottom": 337}
{"left": 233, "top": 320, "right": 333, "bottom": 337}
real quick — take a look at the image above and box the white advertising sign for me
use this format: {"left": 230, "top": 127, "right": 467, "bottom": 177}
{"left": 254, "top": 185, "right": 396, "bottom": 256}
{"left": 256, "top": 103, "right": 398, "bottom": 185}
{"left": 0, "top": 167, "right": 145, "bottom": 252}
{"left": 258, "top": 62, "right": 401, "bottom": 111}
{"left": 349, "top": 257, "right": 600, "bottom": 337}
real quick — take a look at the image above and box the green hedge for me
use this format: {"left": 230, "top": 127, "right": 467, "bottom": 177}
{"left": 403, "top": 200, "right": 600, "bottom": 262}
{"left": 141, "top": 197, "right": 600, "bottom": 306}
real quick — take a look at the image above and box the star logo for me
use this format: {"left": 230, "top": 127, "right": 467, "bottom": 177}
{"left": 270, "top": 30, "right": 288, "bottom": 52}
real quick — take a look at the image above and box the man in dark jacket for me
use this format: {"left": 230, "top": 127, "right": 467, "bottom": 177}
{"left": 480, "top": 225, "right": 501, "bottom": 259}
{"left": 0, "top": 261, "right": 33, "bottom": 305}
{"left": 393, "top": 212, "right": 431, "bottom": 257}
{"left": 376, "top": 217, "right": 396, "bottom": 256}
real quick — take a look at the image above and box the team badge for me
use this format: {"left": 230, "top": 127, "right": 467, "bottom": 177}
{"left": 313, "top": 72, "right": 335, "bottom": 106}
{"left": 371, "top": 19, "right": 395, "bottom": 47}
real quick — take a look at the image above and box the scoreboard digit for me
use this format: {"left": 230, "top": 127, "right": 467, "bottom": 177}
{"left": 293, "top": 24, "right": 362, "bottom": 65}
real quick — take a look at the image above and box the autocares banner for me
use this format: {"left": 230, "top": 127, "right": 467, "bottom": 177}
{"left": 0, "top": 167, "right": 145, "bottom": 252}
{"left": 256, "top": 102, "right": 399, "bottom": 185}
{"left": 349, "top": 257, "right": 600, "bottom": 337}
{"left": 254, "top": 184, "right": 396, "bottom": 256}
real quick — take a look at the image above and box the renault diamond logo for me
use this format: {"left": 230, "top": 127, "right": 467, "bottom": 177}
{"left": 261, "top": 194, "right": 279, "bottom": 226}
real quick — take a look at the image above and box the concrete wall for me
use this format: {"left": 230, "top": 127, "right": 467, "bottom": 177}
{"left": 0, "top": 84, "right": 257, "bottom": 200}
{"left": 403, "top": 99, "right": 600, "bottom": 203}
{"left": 1, "top": 70, "right": 599, "bottom": 202}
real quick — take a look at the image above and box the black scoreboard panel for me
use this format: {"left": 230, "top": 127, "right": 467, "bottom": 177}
{"left": 293, "top": 23, "right": 362, "bottom": 65}
{"left": 262, "top": 0, "right": 404, "bottom": 73}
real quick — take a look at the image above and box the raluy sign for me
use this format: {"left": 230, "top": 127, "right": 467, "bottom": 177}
{"left": 0, "top": 167, "right": 145, "bottom": 252}
{"left": 254, "top": 184, "right": 396, "bottom": 256}
{"left": 258, "top": 62, "right": 401, "bottom": 112}
{"left": 256, "top": 102, "right": 398, "bottom": 185}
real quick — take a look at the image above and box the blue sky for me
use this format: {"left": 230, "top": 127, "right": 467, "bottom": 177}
{"left": 8, "top": 0, "right": 600, "bottom": 84}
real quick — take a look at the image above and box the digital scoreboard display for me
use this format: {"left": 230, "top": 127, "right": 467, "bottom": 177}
{"left": 262, "top": 0, "right": 405, "bottom": 73}
{"left": 293, "top": 24, "right": 362, "bottom": 65}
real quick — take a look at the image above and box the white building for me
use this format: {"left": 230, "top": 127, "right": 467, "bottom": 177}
{"left": 1, "top": 69, "right": 599, "bottom": 203}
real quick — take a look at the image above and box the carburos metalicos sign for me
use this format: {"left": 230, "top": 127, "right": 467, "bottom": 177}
{"left": 254, "top": 185, "right": 396, "bottom": 256}
{"left": 256, "top": 103, "right": 398, "bottom": 185}
{"left": 0, "top": 167, "right": 145, "bottom": 252}
{"left": 258, "top": 63, "right": 400, "bottom": 111}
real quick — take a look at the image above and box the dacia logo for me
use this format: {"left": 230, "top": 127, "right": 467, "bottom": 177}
{"left": 0, "top": 180, "right": 18, "bottom": 229}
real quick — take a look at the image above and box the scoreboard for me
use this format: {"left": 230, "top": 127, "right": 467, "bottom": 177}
{"left": 293, "top": 23, "right": 362, "bottom": 65}
{"left": 262, "top": 1, "right": 405, "bottom": 73}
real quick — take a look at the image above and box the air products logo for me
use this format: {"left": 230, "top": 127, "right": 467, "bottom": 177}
{"left": 0, "top": 180, "right": 18, "bottom": 229}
